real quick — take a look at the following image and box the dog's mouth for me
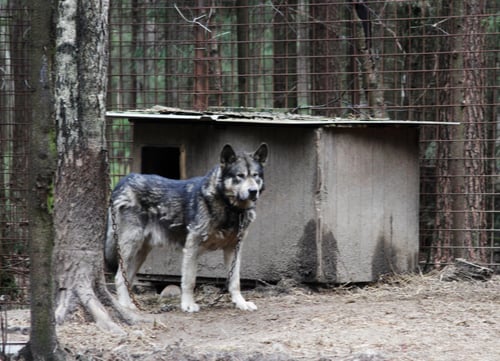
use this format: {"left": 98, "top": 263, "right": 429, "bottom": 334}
{"left": 234, "top": 197, "right": 257, "bottom": 210}
{"left": 249, "top": 191, "right": 259, "bottom": 202}
{"left": 242, "top": 188, "right": 259, "bottom": 201}
{"left": 225, "top": 194, "right": 257, "bottom": 210}
{"left": 222, "top": 186, "right": 261, "bottom": 210}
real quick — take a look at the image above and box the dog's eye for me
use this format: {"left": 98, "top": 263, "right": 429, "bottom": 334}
{"left": 236, "top": 173, "right": 245, "bottom": 179}
{"left": 252, "top": 172, "right": 259, "bottom": 178}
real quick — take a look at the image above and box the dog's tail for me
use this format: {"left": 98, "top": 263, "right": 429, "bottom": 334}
{"left": 104, "top": 207, "right": 119, "bottom": 273}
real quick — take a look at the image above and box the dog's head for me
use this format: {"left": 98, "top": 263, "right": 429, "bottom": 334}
{"left": 219, "top": 143, "right": 268, "bottom": 210}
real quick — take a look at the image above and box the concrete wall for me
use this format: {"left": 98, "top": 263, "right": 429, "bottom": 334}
{"left": 131, "top": 120, "right": 419, "bottom": 283}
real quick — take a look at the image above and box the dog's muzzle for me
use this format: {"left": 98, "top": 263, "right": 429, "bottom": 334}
{"left": 248, "top": 189, "right": 259, "bottom": 201}
{"left": 235, "top": 187, "right": 259, "bottom": 210}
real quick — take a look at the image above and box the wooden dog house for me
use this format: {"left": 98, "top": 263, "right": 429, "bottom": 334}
{"left": 107, "top": 109, "right": 431, "bottom": 283}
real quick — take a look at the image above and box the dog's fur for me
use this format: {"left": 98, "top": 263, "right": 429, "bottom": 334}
{"left": 105, "top": 143, "right": 268, "bottom": 312}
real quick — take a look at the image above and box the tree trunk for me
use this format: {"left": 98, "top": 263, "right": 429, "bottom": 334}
{"left": 353, "top": 1, "right": 387, "bottom": 119}
{"left": 207, "top": 8, "right": 223, "bottom": 107}
{"left": 433, "top": 1, "right": 464, "bottom": 267}
{"left": 310, "top": 1, "right": 341, "bottom": 117}
{"left": 193, "top": 0, "right": 209, "bottom": 111}
{"left": 296, "top": 0, "right": 310, "bottom": 114}
{"left": 53, "top": 0, "right": 136, "bottom": 334}
{"left": 461, "top": 0, "right": 487, "bottom": 262}
{"left": 236, "top": 0, "right": 249, "bottom": 107}
{"left": 273, "top": 1, "right": 297, "bottom": 110}
{"left": 433, "top": 0, "right": 488, "bottom": 266}
{"left": 25, "top": 0, "right": 65, "bottom": 359}
{"left": 130, "top": 0, "right": 139, "bottom": 109}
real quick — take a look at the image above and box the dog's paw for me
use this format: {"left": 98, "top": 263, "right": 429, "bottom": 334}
{"left": 235, "top": 300, "right": 258, "bottom": 311}
{"left": 181, "top": 302, "right": 200, "bottom": 313}
{"left": 231, "top": 293, "right": 257, "bottom": 311}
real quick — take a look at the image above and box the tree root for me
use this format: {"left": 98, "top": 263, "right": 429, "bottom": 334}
{"left": 55, "top": 273, "right": 147, "bottom": 335}
{"left": 78, "top": 286, "right": 126, "bottom": 335}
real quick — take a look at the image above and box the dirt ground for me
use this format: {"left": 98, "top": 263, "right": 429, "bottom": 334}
{"left": 6, "top": 273, "right": 500, "bottom": 361}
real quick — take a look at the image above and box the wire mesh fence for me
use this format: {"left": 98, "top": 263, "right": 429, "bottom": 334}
{"left": 106, "top": 118, "right": 133, "bottom": 189}
{"left": 0, "top": 0, "right": 499, "bottom": 311}
{"left": 108, "top": 1, "right": 498, "bottom": 118}
{"left": 0, "top": 3, "right": 31, "bottom": 305}
{"left": 107, "top": 0, "right": 500, "bottom": 270}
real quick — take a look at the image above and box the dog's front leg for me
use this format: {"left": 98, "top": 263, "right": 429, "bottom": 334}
{"left": 224, "top": 245, "right": 257, "bottom": 311}
{"left": 181, "top": 233, "right": 201, "bottom": 312}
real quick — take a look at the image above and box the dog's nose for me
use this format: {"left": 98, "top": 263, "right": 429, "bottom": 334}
{"left": 249, "top": 189, "right": 258, "bottom": 201}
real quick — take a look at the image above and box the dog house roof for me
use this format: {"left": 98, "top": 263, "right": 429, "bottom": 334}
{"left": 106, "top": 106, "right": 458, "bottom": 127}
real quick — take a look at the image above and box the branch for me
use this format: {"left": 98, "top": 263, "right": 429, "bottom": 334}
{"left": 411, "top": 18, "right": 451, "bottom": 35}
{"left": 174, "top": 3, "right": 212, "bottom": 33}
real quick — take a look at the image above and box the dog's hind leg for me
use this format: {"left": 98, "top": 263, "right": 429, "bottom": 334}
{"left": 115, "top": 264, "right": 137, "bottom": 310}
{"left": 224, "top": 245, "right": 257, "bottom": 311}
{"left": 114, "top": 222, "right": 151, "bottom": 310}
{"left": 180, "top": 232, "right": 201, "bottom": 312}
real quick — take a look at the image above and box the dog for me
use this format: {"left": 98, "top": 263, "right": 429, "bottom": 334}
{"left": 105, "top": 143, "right": 268, "bottom": 312}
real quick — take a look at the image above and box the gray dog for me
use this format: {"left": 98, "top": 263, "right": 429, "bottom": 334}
{"left": 105, "top": 143, "right": 268, "bottom": 312}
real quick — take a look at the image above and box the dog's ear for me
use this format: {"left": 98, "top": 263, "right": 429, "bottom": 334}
{"left": 220, "top": 144, "right": 237, "bottom": 166}
{"left": 253, "top": 143, "right": 268, "bottom": 165}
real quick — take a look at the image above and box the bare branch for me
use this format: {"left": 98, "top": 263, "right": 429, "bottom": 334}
{"left": 174, "top": 3, "right": 212, "bottom": 33}
{"left": 411, "top": 18, "right": 451, "bottom": 35}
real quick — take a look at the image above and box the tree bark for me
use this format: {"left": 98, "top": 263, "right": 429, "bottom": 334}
{"left": 53, "top": 0, "right": 136, "bottom": 334}
{"left": 310, "top": 1, "right": 341, "bottom": 117}
{"left": 25, "top": 0, "right": 66, "bottom": 359}
{"left": 296, "top": 0, "right": 310, "bottom": 114}
{"left": 433, "top": 1, "right": 464, "bottom": 267}
{"left": 433, "top": 0, "right": 488, "bottom": 266}
{"left": 461, "top": 0, "right": 487, "bottom": 262}
{"left": 236, "top": 0, "right": 249, "bottom": 107}
{"left": 353, "top": 1, "right": 387, "bottom": 119}
{"left": 193, "top": 0, "right": 209, "bottom": 111}
{"left": 273, "top": 1, "right": 297, "bottom": 110}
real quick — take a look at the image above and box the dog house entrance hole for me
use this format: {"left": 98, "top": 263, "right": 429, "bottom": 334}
{"left": 141, "top": 146, "right": 184, "bottom": 179}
